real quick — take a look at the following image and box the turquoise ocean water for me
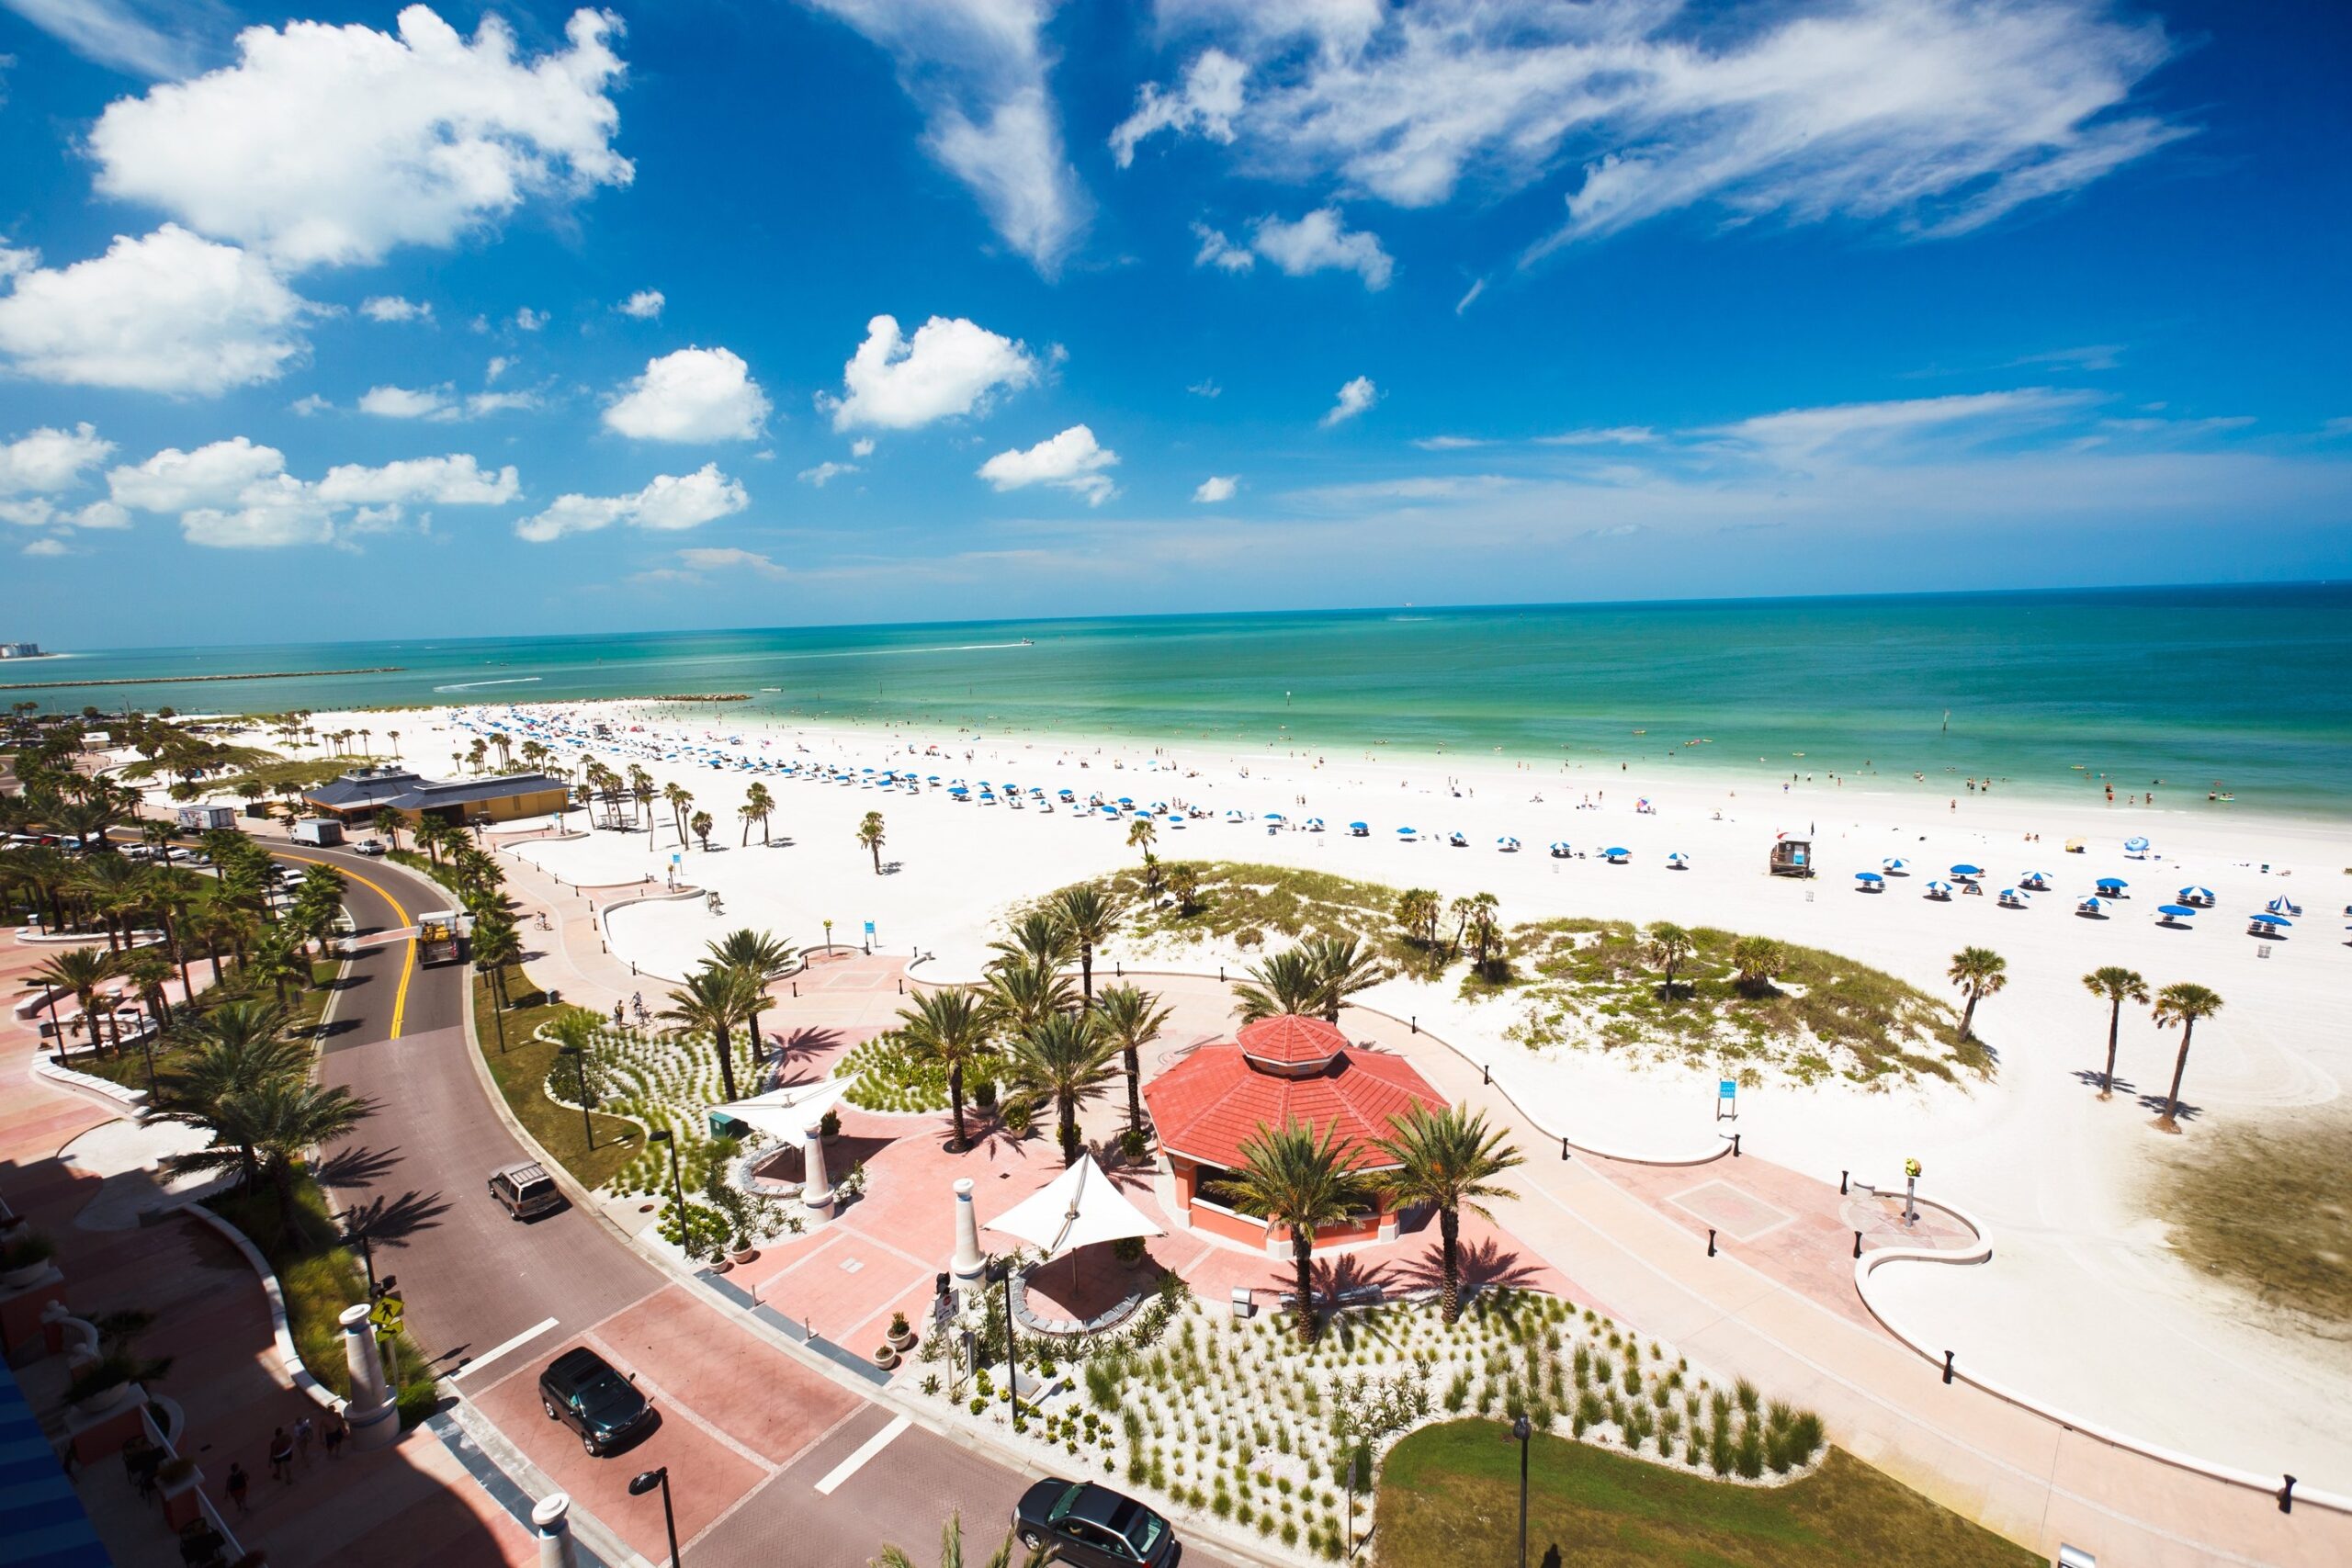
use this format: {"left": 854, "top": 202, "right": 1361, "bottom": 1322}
{"left": 14, "top": 583, "right": 2349, "bottom": 816}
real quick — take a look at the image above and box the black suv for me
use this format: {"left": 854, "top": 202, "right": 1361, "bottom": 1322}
{"left": 537, "top": 1347, "right": 653, "bottom": 1456}
{"left": 1013, "top": 1479, "right": 1181, "bottom": 1566}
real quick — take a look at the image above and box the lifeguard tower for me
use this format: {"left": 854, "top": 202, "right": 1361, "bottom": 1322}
{"left": 1769, "top": 836, "right": 1814, "bottom": 878}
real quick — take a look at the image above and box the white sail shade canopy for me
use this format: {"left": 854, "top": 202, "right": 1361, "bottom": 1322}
{"left": 984, "top": 1156, "right": 1162, "bottom": 1263}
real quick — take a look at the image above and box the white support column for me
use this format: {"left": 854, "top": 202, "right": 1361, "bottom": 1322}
{"left": 949, "top": 1178, "right": 984, "bottom": 1288}
{"left": 533, "top": 1493, "right": 579, "bottom": 1568}
{"left": 338, "top": 1304, "right": 399, "bottom": 1451}
{"left": 802, "top": 1120, "right": 834, "bottom": 1223}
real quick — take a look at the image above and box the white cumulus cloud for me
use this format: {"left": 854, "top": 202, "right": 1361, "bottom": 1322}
{"left": 514, "top": 463, "right": 747, "bottom": 542}
{"left": 1321, "top": 375, "right": 1377, "bottom": 427}
{"left": 360, "top": 295, "right": 431, "bottom": 322}
{"left": 798, "top": 461, "right": 858, "bottom": 487}
{"left": 0, "top": 225, "right": 312, "bottom": 394}
{"left": 604, "top": 347, "right": 770, "bottom": 443}
{"left": 0, "top": 423, "right": 114, "bottom": 495}
{"left": 1193, "top": 474, "right": 1238, "bottom": 502}
{"left": 87, "top": 6, "right": 632, "bottom": 271}
{"left": 358, "top": 384, "right": 453, "bottom": 420}
{"left": 110, "top": 436, "right": 515, "bottom": 547}
{"left": 1190, "top": 222, "right": 1254, "bottom": 273}
{"left": 797, "top": 0, "right": 1086, "bottom": 274}
{"left": 1250, "top": 208, "right": 1390, "bottom": 288}
{"left": 978, "top": 424, "right": 1118, "bottom": 505}
{"left": 824, "top": 314, "right": 1038, "bottom": 432}
{"left": 1111, "top": 47, "right": 1246, "bottom": 166}
{"left": 675, "top": 546, "right": 786, "bottom": 578}
{"left": 616, "top": 289, "right": 664, "bottom": 319}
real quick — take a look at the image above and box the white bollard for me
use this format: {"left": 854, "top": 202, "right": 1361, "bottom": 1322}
{"left": 533, "top": 1493, "right": 579, "bottom": 1568}
{"left": 338, "top": 1304, "right": 399, "bottom": 1451}
{"left": 950, "top": 1178, "right": 984, "bottom": 1288}
{"left": 802, "top": 1120, "right": 834, "bottom": 1223}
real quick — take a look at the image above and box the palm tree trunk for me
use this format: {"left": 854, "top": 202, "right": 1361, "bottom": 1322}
{"left": 2100, "top": 999, "right": 2121, "bottom": 1098}
{"left": 746, "top": 1000, "right": 765, "bottom": 1065}
{"left": 715, "top": 1022, "right": 739, "bottom": 1103}
{"left": 2159, "top": 1022, "right": 2194, "bottom": 1130}
{"left": 1080, "top": 946, "right": 1093, "bottom": 1003}
{"left": 1124, "top": 1047, "right": 1142, "bottom": 1136}
{"left": 1440, "top": 1205, "right": 1463, "bottom": 1324}
{"left": 1059, "top": 1092, "right": 1079, "bottom": 1165}
{"left": 1292, "top": 1231, "right": 1317, "bottom": 1344}
{"left": 949, "top": 1062, "right": 967, "bottom": 1151}
{"left": 1959, "top": 992, "right": 1979, "bottom": 1040}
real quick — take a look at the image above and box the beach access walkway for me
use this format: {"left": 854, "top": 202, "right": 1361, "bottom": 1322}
{"left": 476, "top": 824, "right": 2349, "bottom": 1568}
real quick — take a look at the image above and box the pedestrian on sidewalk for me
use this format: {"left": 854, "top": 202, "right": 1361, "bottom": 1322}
{"left": 225, "top": 1462, "right": 250, "bottom": 1517}
{"left": 322, "top": 1409, "right": 346, "bottom": 1460}
{"left": 267, "top": 1427, "right": 294, "bottom": 1483}
{"left": 294, "top": 1413, "right": 315, "bottom": 1464}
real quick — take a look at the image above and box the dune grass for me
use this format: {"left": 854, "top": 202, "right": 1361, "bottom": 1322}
{"left": 1374, "top": 1421, "right": 2036, "bottom": 1568}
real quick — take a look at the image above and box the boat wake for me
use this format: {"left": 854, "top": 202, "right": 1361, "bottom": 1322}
{"left": 434, "top": 676, "right": 544, "bottom": 693}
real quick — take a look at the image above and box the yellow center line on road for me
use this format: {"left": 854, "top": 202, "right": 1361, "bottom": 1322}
{"left": 277, "top": 852, "right": 416, "bottom": 1041}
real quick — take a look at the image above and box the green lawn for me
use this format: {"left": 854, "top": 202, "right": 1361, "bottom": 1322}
{"left": 71, "top": 955, "right": 341, "bottom": 1094}
{"left": 1374, "top": 1421, "right": 2036, "bottom": 1568}
{"left": 469, "top": 963, "right": 639, "bottom": 1191}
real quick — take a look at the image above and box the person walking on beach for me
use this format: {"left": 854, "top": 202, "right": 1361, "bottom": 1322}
{"left": 323, "top": 1410, "right": 346, "bottom": 1460}
{"left": 268, "top": 1427, "right": 295, "bottom": 1483}
{"left": 294, "top": 1414, "right": 314, "bottom": 1464}
{"left": 225, "top": 1462, "right": 250, "bottom": 1517}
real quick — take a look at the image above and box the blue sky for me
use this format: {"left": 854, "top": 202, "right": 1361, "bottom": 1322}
{"left": 0, "top": 0, "right": 2346, "bottom": 649}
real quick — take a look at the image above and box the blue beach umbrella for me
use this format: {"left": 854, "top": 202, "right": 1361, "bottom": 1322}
{"left": 1950, "top": 863, "right": 1983, "bottom": 877}
{"left": 2076, "top": 896, "right": 2107, "bottom": 915}
{"left": 1603, "top": 846, "right": 1630, "bottom": 862}
{"left": 1924, "top": 879, "right": 1953, "bottom": 897}
{"left": 2177, "top": 886, "right": 2213, "bottom": 904}
{"left": 2267, "top": 894, "right": 2302, "bottom": 916}
{"left": 2019, "top": 870, "right": 2051, "bottom": 887}
{"left": 1882, "top": 857, "right": 1907, "bottom": 872}
{"left": 2157, "top": 904, "right": 2197, "bottom": 919}
{"left": 2124, "top": 836, "right": 2151, "bottom": 852}
{"left": 1397, "top": 826, "right": 1418, "bottom": 838}
{"left": 1549, "top": 842, "right": 1571, "bottom": 857}
{"left": 1855, "top": 871, "right": 1884, "bottom": 886}
{"left": 1349, "top": 821, "right": 1369, "bottom": 834}
{"left": 1667, "top": 852, "right": 1689, "bottom": 867}
{"left": 1498, "top": 836, "right": 1521, "bottom": 851}
{"left": 2096, "top": 876, "right": 2128, "bottom": 891}
{"left": 2249, "top": 911, "right": 2291, "bottom": 927}
{"left": 1304, "top": 818, "right": 1325, "bottom": 831}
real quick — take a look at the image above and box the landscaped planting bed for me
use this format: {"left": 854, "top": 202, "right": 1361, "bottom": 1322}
{"left": 836, "top": 1029, "right": 1001, "bottom": 1113}
{"left": 914, "top": 1283, "right": 1824, "bottom": 1563}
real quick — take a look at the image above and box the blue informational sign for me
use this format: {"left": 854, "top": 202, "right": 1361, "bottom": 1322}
{"left": 863, "top": 920, "right": 876, "bottom": 935}
{"left": 1719, "top": 1078, "right": 1736, "bottom": 1100}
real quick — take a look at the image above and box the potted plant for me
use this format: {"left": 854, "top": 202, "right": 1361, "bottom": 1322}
{"left": 1113, "top": 1235, "right": 1148, "bottom": 1269}
{"left": 819, "top": 1108, "right": 842, "bottom": 1145}
{"left": 727, "top": 1225, "right": 758, "bottom": 1267}
{"left": 66, "top": 1352, "right": 140, "bottom": 1416}
{"left": 156, "top": 1456, "right": 198, "bottom": 1488}
{"left": 874, "top": 1340, "right": 899, "bottom": 1371}
{"left": 973, "top": 1077, "right": 999, "bottom": 1111}
{"left": 1, "top": 1232, "right": 55, "bottom": 1288}
{"left": 1117, "top": 1127, "right": 1148, "bottom": 1162}
{"left": 887, "top": 1311, "right": 915, "bottom": 1352}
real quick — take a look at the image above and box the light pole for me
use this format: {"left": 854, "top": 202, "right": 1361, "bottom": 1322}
{"left": 559, "top": 1044, "right": 594, "bottom": 1151}
{"left": 989, "top": 1257, "right": 1021, "bottom": 1429}
{"left": 649, "top": 1128, "right": 688, "bottom": 1247}
{"left": 628, "top": 1467, "right": 679, "bottom": 1567}
{"left": 1513, "top": 1413, "right": 1532, "bottom": 1568}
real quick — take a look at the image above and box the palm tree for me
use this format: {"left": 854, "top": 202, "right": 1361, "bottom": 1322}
{"left": 740, "top": 783, "right": 775, "bottom": 845}
{"left": 1730, "top": 935, "right": 1788, "bottom": 993}
{"left": 1231, "top": 946, "right": 1322, "bottom": 1022}
{"left": 707, "top": 928, "right": 795, "bottom": 1064}
{"left": 895, "top": 987, "right": 994, "bottom": 1151}
{"left": 246, "top": 932, "right": 311, "bottom": 1007}
{"left": 663, "top": 783, "right": 693, "bottom": 845}
{"left": 983, "top": 956, "right": 1076, "bottom": 1040}
{"left": 1947, "top": 946, "right": 2008, "bottom": 1040}
{"left": 1003, "top": 1010, "right": 1120, "bottom": 1164}
{"left": 1645, "top": 921, "right": 1696, "bottom": 998}
{"left": 857, "top": 810, "right": 886, "bottom": 874}
{"left": 1462, "top": 895, "right": 1504, "bottom": 974}
{"left": 141, "top": 864, "right": 203, "bottom": 998}
{"left": 870, "top": 1511, "right": 1036, "bottom": 1568}
{"left": 1092, "top": 983, "right": 1171, "bottom": 1143}
{"left": 661, "top": 963, "right": 760, "bottom": 1103}
{"left": 28, "top": 946, "right": 120, "bottom": 1063}
{"left": 690, "top": 809, "right": 714, "bottom": 851}
{"left": 1299, "top": 933, "right": 1384, "bottom": 1022}
{"left": 1049, "top": 885, "right": 1124, "bottom": 1001}
{"left": 1212, "top": 1118, "right": 1379, "bottom": 1344}
{"left": 991, "top": 911, "right": 1074, "bottom": 970}
{"left": 1372, "top": 1104, "right": 1523, "bottom": 1323}
{"left": 1163, "top": 862, "right": 1203, "bottom": 915}
{"left": 375, "top": 806, "right": 410, "bottom": 852}
{"left": 2151, "top": 982, "right": 2223, "bottom": 1132}
{"left": 1125, "top": 817, "right": 1157, "bottom": 886}
{"left": 2082, "top": 965, "right": 2148, "bottom": 1099}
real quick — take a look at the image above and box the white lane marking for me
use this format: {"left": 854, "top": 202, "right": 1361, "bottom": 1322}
{"left": 812, "top": 1415, "right": 910, "bottom": 1495}
{"left": 453, "top": 1316, "right": 559, "bottom": 1381}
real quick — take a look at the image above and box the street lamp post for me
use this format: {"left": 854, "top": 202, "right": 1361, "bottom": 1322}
{"left": 989, "top": 1258, "right": 1021, "bottom": 1429}
{"left": 628, "top": 1467, "right": 680, "bottom": 1567}
{"left": 649, "top": 1128, "right": 688, "bottom": 1247}
{"left": 1513, "top": 1413, "right": 1532, "bottom": 1568}
{"left": 558, "top": 1044, "right": 594, "bottom": 1151}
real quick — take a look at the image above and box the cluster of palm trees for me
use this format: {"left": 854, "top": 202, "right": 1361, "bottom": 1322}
{"left": 1229, "top": 934, "right": 1385, "bottom": 1023}
{"left": 893, "top": 887, "right": 1160, "bottom": 1159}
{"left": 656, "top": 929, "right": 798, "bottom": 1103}
{"left": 159, "top": 998, "right": 373, "bottom": 1244}
{"left": 1392, "top": 887, "right": 1504, "bottom": 974}
{"left": 2082, "top": 966, "right": 2225, "bottom": 1132}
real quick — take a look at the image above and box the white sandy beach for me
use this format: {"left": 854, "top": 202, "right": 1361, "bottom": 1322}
{"left": 193, "top": 698, "right": 2352, "bottom": 1490}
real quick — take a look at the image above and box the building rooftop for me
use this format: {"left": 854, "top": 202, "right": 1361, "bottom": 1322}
{"left": 1143, "top": 1032, "right": 1444, "bottom": 1174}
{"left": 304, "top": 765, "right": 566, "bottom": 814}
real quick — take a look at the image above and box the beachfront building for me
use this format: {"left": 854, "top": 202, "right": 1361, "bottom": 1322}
{"left": 1143, "top": 1014, "right": 1444, "bottom": 1252}
{"left": 301, "top": 764, "right": 569, "bottom": 829}
{"left": 0, "top": 641, "right": 40, "bottom": 659}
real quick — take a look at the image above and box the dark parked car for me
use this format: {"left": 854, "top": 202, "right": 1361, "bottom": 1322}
{"left": 1013, "top": 1479, "right": 1180, "bottom": 1566}
{"left": 538, "top": 1348, "right": 653, "bottom": 1455}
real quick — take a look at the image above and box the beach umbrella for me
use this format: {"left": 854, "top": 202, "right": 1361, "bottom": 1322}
{"left": 2157, "top": 904, "right": 2197, "bottom": 919}
{"left": 1998, "top": 887, "right": 2026, "bottom": 905}
{"left": 2124, "top": 836, "right": 2151, "bottom": 852}
{"left": 1304, "top": 818, "right": 1325, "bottom": 831}
{"left": 1497, "top": 836, "right": 1520, "bottom": 851}
{"left": 2249, "top": 912, "right": 2292, "bottom": 929}
{"left": 2019, "top": 871, "right": 2051, "bottom": 886}
{"left": 1349, "top": 821, "right": 1369, "bottom": 834}
{"left": 2076, "top": 896, "right": 2106, "bottom": 915}
{"left": 2095, "top": 876, "right": 2128, "bottom": 891}
{"left": 1855, "top": 871, "right": 1884, "bottom": 886}
{"left": 1265, "top": 812, "right": 1285, "bottom": 822}
{"left": 1603, "top": 846, "right": 1630, "bottom": 861}
{"left": 2267, "top": 894, "right": 2301, "bottom": 916}
{"left": 1950, "top": 863, "right": 1983, "bottom": 877}
{"left": 1925, "top": 879, "right": 1952, "bottom": 897}
{"left": 1117, "top": 796, "right": 1134, "bottom": 806}
{"left": 1667, "top": 852, "right": 1689, "bottom": 867}
{"left": 1882, "top": 857, "right": 1907, "bottom": 872}
{"left": 1549, "top": 842, "right": 1571, "bottom": 857}
{"left": 1397, "top": 826, "right": 1418, "bottom": 838}
{"left": 2177, "top": 886, "right": 2212, "bottom": 904}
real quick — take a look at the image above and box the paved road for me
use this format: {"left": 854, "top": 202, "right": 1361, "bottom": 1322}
{"left": 283, "top": 844, "right": 1235, "bottom": 1568}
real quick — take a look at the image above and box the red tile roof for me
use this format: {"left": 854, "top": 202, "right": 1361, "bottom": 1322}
{"left": 1236, "top": 1013, "right": 1346, "bottom": 1067}
{"left": 1144, "top": 1043, "right": 1446, "bottom": 1172}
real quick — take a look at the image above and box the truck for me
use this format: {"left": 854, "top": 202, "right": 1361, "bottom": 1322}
{"left": 289, "top": 818, "right": 344, "bottom": 847}
{"left": 416, "top": 909, "right": 470, "bottom": 965}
